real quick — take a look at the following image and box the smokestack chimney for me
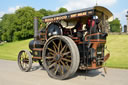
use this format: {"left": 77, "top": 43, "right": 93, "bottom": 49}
{"left": 34, "top": 17, "right": 39, "bottom": 40}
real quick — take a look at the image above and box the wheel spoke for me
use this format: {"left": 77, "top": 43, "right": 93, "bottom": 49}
{"left": 48, "top": 62, "right": 56, "bottom": 69}
{"left": 49, "top": 52, "right": 55, "bottom": 56}
{"left": 54, "top": 64, "right": 59, "bottom": 75}
{"left": 60, "top": 60, "right": 69, "bottom": 71}
{"left": 46, "top": 56, "right": 54, "bottom": 59}
{"left": 64, "top": 46, "right": 68, "bottom": 53}
{"left": 26, "top": 54, "right": 29, "bottom": 58}
{"left": 59, "top": 63, "right": 64, "bottom": 75}
{"left": 47, "top": 48, "right": 56, "bottom": 54}
{"left": 62, "top": 58, "right": 71, "bottom": 62}
{"left": 20, "top": 60, "right": 23, "bottom": 66}
{"left": 62, "top": 51, "right": 71, "bottom": 56}
{"left": 65, "top": 62, "right": 70, "bottom": 70}
{"left": 21, "top": 53, "right": 25, "bottom": 58}
{"left": 60, "top": 40, "right": 63, "bottom": 50}
{"left": 49, "top": 59, "right": 55, "bottom": 63}
{"left": 25, "top": 63, "right": 28, "bottom": 68}
{"left": 20, "top": 56, "right": 23, "bottom": 60}
{"left": 21, "top": 54, "right": 23, "bottom": 58}
{"left": 60, "top": 45, "right": 66, "bottom": 54}
{"left": 23, "top": 59, "right": 29, "bottom": 62}
{"left": 24, "top": 52, "right": 27, "bottom": 58}
{"left": 53, "top": 45, "right": 57, "bottom": 53}
{"left": 61, "top": 65, "right": 64, "bottom": 75}
{"left": 58, "top": 40, "right": 62, "bottom": 52}
{"left": 67, "top": 56, "right": 71, "bottom": 58}
{"left": 52, "top": 41, "right": 58, "bottom": 50}
{"left": 53, "top": 63, "right": 57, "bottom": 71}
{"left": 23, "top": 62, "right": 26, "bottom": 68}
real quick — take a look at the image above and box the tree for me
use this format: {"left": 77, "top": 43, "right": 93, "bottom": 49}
{"left": 109, "top": 18, "right": 121, "bottom": 32}
{"left": 13, "top": 6, "right": 39, "bottom": 41}
{"left": 0, "top": 20, "right": 2, "bottom": 41}
{"left": 39, "top": 8, "right": 48, "bottom": 16}
{"left": 0, "top": 14, "right": 16, "bottom": 41}
{"left": 0, "top": 6, "right": 43, "bottom": 42}
{"left": 0, "top": 7, "right": 68, "bottom": 42}
{"left": 39, "top": 9, "right": 58, "bottom": 16}
{"left": 58, "top": 7, "right": 68, "bottom": 13}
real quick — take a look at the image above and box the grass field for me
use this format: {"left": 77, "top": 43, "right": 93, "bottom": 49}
{"left": 105, "top": 35, "right": 128, "bottom": 69}
{"left": 0, "top": 35, "right": 128, "bottom": 68}
{"left": 0, "top": 39, "right": 32, "bottom": 61}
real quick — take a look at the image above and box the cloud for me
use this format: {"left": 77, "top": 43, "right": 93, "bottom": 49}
{"left": 8, "top": 6, "right": 21, "bottom": 13}
{"left": 0, "top": 12, "right": 5, "bottom": 18}
{"left": 63, "top": 0, "right": 117, "bottom": 10}
{"left": 0, "top": 5, "right": 21, "bottom": 18}
{"left": 114, "top": 9, "right": 128, "bottom": 26}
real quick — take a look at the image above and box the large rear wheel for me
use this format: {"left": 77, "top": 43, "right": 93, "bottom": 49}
{"left": 42, "top": 36, "right": 80, "bottom": 80}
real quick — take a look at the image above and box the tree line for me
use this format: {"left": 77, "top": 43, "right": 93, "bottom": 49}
{"left": 0, "top": 7, "right": 68, "bottom": 42}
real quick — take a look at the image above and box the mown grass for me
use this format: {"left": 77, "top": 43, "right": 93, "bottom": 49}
{"left": 105, "top": 35, "right": 128, "bottom": 69}
{"left": 0, "top": 35, "right": 128, "bottom": 68}
{"left": 0, "top": 39, "right": 32, "bottom": 61}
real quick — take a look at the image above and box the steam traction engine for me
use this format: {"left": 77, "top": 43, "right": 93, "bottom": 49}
{"left": 18, "top": 6, "right": 113, "bottom": 80}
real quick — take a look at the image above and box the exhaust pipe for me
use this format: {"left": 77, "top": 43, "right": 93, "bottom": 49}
{"left": 34, "top": 17, "right": 39, "bottom": 40}
{"left": 29, "top": 17, "right": 42, "bottom": 51}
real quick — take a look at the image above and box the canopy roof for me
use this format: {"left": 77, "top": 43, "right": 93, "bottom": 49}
{"left": 42, "top": 6, "right": 113, "bottom": 22}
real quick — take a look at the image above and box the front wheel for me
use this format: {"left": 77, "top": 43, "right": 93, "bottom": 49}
{"left": 42, "top": 36, "right": 80, "bottom": 80}
{"left": 18, "top": 50, "right": 32, "bottom": 72}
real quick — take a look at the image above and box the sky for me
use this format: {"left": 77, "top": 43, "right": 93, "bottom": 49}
{"left": 0, "top": 0, "right": 128, "bottom": 26}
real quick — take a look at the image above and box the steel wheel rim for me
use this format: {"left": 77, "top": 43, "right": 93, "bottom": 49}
{"left": 44, "top": 38, "right": 73, "bottom": 77}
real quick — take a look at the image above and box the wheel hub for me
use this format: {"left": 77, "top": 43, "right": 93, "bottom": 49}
{"left": 23, "top": 58, "right": 29, "bottom": 63}
{"left": 55, "top": 54, "right": 61, "bottom": 61}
